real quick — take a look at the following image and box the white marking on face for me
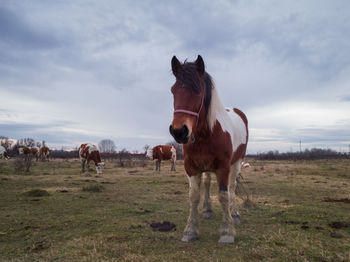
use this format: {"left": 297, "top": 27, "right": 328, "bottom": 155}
{"left": 146, "top": 148, "right": 153, "bottom": 159}
{"left": 96, "top": 165, "right": 102, "bottom": 174}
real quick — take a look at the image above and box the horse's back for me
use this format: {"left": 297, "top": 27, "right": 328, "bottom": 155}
{"left": 216, "top": 108, "right": 248, "bottom": 152}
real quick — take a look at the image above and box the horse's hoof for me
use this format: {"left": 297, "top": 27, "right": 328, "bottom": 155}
{"left": 181, "top": 232, "right": 198, "bottom": 242}
{"left": 202, "top": 211, "right": 213, "bottom": 219}
{"left": 218, "top": 234, "right": 235, "bottom": 243}
{"left": 232, "top": 214, "right": 241, "bottom": 225}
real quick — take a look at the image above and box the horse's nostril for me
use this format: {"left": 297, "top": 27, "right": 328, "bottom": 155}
{"left": 170, "top": 124, "right": 189, "bottom": 143}
{"left": 181, "top": 125, "right": 188, "bottom": 136}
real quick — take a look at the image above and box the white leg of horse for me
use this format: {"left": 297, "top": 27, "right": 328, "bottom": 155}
{"left": 202, "top": 172, "right": 213, "bottom": 219}
{"left": 182, "top": 174, "right": 201, "bottom": 242}
{"left": 230, "top": 160, "right": 241, "bottom": 225}
{"left": 218, "top": 188, "right": 235, "bottom": 243}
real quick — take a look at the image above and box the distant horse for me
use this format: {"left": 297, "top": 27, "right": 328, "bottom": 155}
{"left": 169, "top": 55, "right": 248, "bottom": 243}
{"left": 146, "top": 145, "right": 177, "bottom": 171}
{"left": 0, "top": 145, "right": 10, "bottom": 160}
{"left": 79, "top": 143, "right": 104, "bottom": 174}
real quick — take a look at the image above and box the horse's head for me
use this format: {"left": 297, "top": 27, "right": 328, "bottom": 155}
{"left": 169, "top": 55, "right": 207, "bottom": 144}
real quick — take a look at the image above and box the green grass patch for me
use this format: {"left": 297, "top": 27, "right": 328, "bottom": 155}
{"left": 22, "top": 189, "right": 50, "bottom": 197}
{"left": 82, "top": 184, "right": 105, "bottom": 192}
{"left": 0, "top": 159, "right": 349, "bottom": 261}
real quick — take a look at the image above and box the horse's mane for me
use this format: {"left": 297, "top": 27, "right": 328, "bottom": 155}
{"left": 177, "top": 61, "right": 224, "bottom": 131}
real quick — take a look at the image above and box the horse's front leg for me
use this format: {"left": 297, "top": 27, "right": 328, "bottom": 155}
{"left": 182, "top": 174, "right": 202, "bottom": 242}
{"left": 217, "top": 169, "right": 235, "bottom": 243}
{"left": 202, "top": 172, "right": 213, "bottom": 218}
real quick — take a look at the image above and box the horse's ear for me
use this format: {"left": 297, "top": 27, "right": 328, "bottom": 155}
{"left": 171, "top": 56, "right": 182, "bottom": 77}
{"left": 195, "top": 55, "right": 205, "bottom": 75}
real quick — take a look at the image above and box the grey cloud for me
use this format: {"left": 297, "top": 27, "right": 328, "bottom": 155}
{"left": 0, "top": 6, "right": 60, "bottom": 50}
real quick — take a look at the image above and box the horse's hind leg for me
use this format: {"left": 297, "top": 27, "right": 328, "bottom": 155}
{"left": 202, "top": 172, "right": 213, "bottom": 219}
{"left": 182, "top": 174, "right": 202, "bottom": 242}
{"left": 230, "top": 160, "right": 242, "bottom": 225}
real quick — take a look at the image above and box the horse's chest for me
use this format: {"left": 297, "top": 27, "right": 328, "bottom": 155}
{"left": 184, "top": 143, "right": 232, "bottom": 173}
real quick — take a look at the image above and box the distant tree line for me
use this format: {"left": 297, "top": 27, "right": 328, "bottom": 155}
{"left": 250, "top": 148, "right": 349, "bottom": 160}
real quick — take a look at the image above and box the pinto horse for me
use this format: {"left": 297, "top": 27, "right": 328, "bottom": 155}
{"left": 169, "top": 55, "right": 248, "bottom": 243}
{"left": 146, "top": 145, "right": 177, "bottom": 171}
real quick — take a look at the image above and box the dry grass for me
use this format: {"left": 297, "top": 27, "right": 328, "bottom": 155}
{"left": 0, "top": 158, "right": 349, "bottom": 261}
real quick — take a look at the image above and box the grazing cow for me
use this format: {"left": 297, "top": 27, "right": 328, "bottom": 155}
{"left": 146, "top": 145, "right": 177, "bottom": 171}
{"left": 241, "top": 161, "right": 250, "bottom": 168}
{"left": 0, "top": 145, "right": 10, "bottom": 160}
{"left": 169, "top": 55, "right": 249, "bottom": 243}
{"left": 39, "top": 146, "right": 50, "bottom": 161}
{"left": 18, "top": 146, "right": 39, "bottom": 158}
{"left": 79, "top": 143, "right": 104, "bottom": 174}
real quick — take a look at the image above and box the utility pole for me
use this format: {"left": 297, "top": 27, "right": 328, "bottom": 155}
{"left": 299, "top": 140, "right": 302, "bottom": 153}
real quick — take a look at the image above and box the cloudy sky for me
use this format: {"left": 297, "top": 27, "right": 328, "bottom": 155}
{"left": 1, "top": 0, "right": 350, "bottom": 153}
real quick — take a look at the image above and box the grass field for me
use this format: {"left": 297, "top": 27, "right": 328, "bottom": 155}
{"left": 0, "top": 158, "right": 349, "bottom": 261}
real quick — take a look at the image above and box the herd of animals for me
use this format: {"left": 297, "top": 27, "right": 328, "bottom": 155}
{"left": 0, "top": 143, "right": 177, "bottom": 174}
{"left": 0, "top": 144, "right": 50, "bottom": 162}
{"left": 1, "top": 55, "right": 249, "bottom": 244}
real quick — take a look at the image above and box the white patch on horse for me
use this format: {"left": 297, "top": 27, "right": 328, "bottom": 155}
{"left": 207, "top": 85, "right": 247, "bottom": 151}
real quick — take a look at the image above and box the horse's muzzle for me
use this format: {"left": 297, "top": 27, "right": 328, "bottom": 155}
{"left": 169, "top": 124, "right": 189, "bottom": 144}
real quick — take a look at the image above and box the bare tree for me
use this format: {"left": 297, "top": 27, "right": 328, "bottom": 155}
{"left": 18, "top": 138, "right": 35, "bottom": 147}
{"left": 98, "top": 139, "right": 116, "bottom": 153}
{"left": 118, "top": 148, "right": 130, "bottom": 167}
{"left": 143, "top": 144, "right": 150, "bottom": 153}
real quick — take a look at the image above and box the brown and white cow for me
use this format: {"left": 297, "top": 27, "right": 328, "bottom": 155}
{"left": 146, "top": 145, "right": 177, "bottom": 171}
{"left": 79, "top": 143, "right": 104, "bottom": 174}
{"left": 0, "top": 145, "right": 10, "bottom": 160}
{"left": 18, "top": 146, "right": 40, "bottom": 159}
{"left": 38, "top": 146, "right": 50, "bottom": 161}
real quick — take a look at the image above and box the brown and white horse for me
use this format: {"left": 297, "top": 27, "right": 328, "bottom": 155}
{"left": 169, "top": 55, "right": 248, "bottom": 243}
{"left": 79, "top": 143, "right": 104, "bottom": 174}
{"left": 38, "top": 146, "right": 50, "bottom": 161}
{"left": 0, "top": 145, "right": 10, "bottom": 160}
{"left": 146, "top": 145, "right": 177, "bottom": 171}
